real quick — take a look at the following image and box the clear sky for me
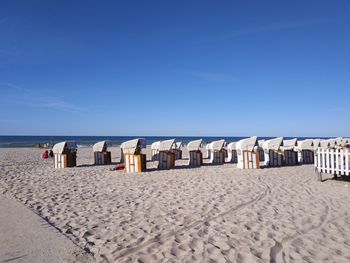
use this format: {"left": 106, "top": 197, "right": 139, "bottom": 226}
{"left": 0, "top": 1, "right": 349, "bottom": 137}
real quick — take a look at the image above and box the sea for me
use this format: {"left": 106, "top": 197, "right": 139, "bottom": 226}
{"left": 0, "top": 136, "right": 328, "bottom": 148}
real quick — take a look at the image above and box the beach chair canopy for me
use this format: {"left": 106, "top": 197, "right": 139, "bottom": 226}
{"left": 262, "top": 137, "right": 283, "bottom": 151}
{"left": 258, "top": 139, "right": 265, "bottom": 148}
{"left": 227, "top": 142, "right": 237, "bottom": 151}
{"left": 159, "top": 139, "right": 175, "bottom": 151}
{"left": 282, "top": 138, "right": 297, "bottom": 150}
{"left": 296, "top": 139, "right": 313, "bottom": 151}
{"left": 151, "top": 141, "right": 161, "bottom": 150}
{"left": 236, "top": 136, "right": 258, "bottom": 152}
{"left": 93, "top": 140, "right": 110, "bottom": 152}
{"left": 121, "top": 138, "right": 145, "bottom": 154}
{"left": 209, "top": 139, "right": 225, "bottom": 151}
{"left": 53, "top": 141, "right": 77, "bottom": 154}
{"left": 187, "top": 139, "right": 202, "bottom": 151}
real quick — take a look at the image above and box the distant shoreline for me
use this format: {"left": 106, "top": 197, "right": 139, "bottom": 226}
{"left": 0, "top": 135, "right": 332, "bottom": 148}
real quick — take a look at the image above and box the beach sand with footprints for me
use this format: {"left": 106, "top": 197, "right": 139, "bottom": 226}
{"left": 1, "top": 147, "right": 350, "bottom": 262}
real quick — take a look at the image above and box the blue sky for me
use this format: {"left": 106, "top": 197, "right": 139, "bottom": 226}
{"left": 0, "top": 0, "right": 349, "bottom": 137}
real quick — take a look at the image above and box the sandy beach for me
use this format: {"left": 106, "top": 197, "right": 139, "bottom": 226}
{"left": 1, "top": 146, "right": 350, "bottom": 262}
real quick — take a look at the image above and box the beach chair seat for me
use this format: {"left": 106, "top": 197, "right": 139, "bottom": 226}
{"left": 242, "top": 150, "right": 260, "bottom": 169}
{"left": 189, "top": 151, "right": 203, "bottom": 167}
{"left": 301, "top": 150, "right": 314, "bottom": 164}
{"left": 212, "top": 150, "right": 225, "bottom": 164}
{"left": 268, "top": 150, "right": 282, "bottom": 167}
{"left": 158, "top": 151, "right": 175, "bottom": 169}
{"left": 124, "top": 153, "right": 146, "bottom": 173}
{"left": 94, "top": 152, "right": 111, "bottom": 165}
{"left": 283, "top": 150, "right": 298, "bottom": 165}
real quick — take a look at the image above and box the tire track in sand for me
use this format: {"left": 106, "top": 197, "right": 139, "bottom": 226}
{"left": 113, "top": 176, "right": 271, "bottom": 261}
{"left": 269, "top": 181, "right": 330, "bottom": 263}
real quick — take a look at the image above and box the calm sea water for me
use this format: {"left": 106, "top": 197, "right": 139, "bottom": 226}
{"left": 0, "top": 136, "right": 327, "bottom": 148}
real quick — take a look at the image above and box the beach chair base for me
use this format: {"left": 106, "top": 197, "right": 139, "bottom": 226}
{"left": 54, "top": 153, "right": 76, "bottom": 168}
{"left": 158, "top": 151, "right": 175, "bottom": 169}
{"left": 94, "top": 151, "right": 111, "bottom": 165}
{"left": 189, "top": 150, "right": 203, "bottom": 167}
{"left": 211, "top": 150, "right": 225, "bottom": 165}
{"left": 300, "top": 150, "right": 314, "bottom": 164}
{"left": 124, "top": 153, "right": 146, "bottom": 173}
{"left": 241, "top": 151, "right": 260, "bottom": 169}
{"left": 227, "top": 150, "right": 238, "bottom": 163}
{"left": 283, "top": 150, "right": 298, "bottom": 166}
{"left": 266, "top": 150, "right": 282, "bottom": 167}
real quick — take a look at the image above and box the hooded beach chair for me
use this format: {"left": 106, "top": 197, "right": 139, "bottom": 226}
{"left": 236, "top": 136, "right": 259, "bottom": 169}
{"left": 227, "top": 142, "right": 238, "bottom": 163}
{"left": 295, "top": 139, "right": 314, "bottom": 164}
{"left": 208, "top": 139, "right": 226, "bottom": 164}
{"left": 122, "top": 138, "right": 147, "bottom": 173}
{"left": 262, "top": 137, "right": 283, "bottom": 167}
{"left": 158, "top": 139, "right": 176, "bottom": 169}
{"left": 187, "top": 139, "right": 203, "bottom": 167}
{"left": 53, "top": 141, "right": 77, "bottom": 168}
{"left": 171, "top": 141, "right": 183, "bottom": 160}
{"left": 281, "top": 138, "right": 298, "bottom": 165}
{"left": 93, "top": 141, "right": 112, "bottom": 165}
{"left": 120, "top": 138, "right": 146, "bottom": 163}
{"left": 151, "top": 141, "right": 161, "bottom": 161}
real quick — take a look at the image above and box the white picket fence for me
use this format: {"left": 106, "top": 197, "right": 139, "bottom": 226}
{"left": 315, "top": 148, "right": 350, "bottom": 180}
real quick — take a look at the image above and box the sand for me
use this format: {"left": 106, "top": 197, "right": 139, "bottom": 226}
{"left": 1, "top": 146, "right": 350, "bottom": 263}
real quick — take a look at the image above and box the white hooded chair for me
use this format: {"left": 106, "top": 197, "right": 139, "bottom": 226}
{"left": 262, "top": 137, "right": 283, "bottom": 167}
{"left": 122, "top": 138, "right": 147, "bottom": 173}
{"left": 295, "top": 139, "right": 314, "bottom": 164}
{"left": 208, "top": 139, "right": 226, "bottom": 164}
{"left": 227, "top": 142, "right": 238, "bottom": 163}
{"left": 151, "top": 141, "right": 161, "bottom": 161}
{"left": 158, "top": 139, "right": 176, "bottom": 169}
{"left": 53, "top": 141, "right": 77, "bottom": 168}
{"left": 236, "top": 136, "right": 259, "bottom": 169}
{"left": 93, "top": 141, "right": 112, "bottom": 165}
{"left": 281, "top": 138, "right": 298, "bottom": 165}
{"left": 187, "top": 139, "right": 203, "bottom": 167}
